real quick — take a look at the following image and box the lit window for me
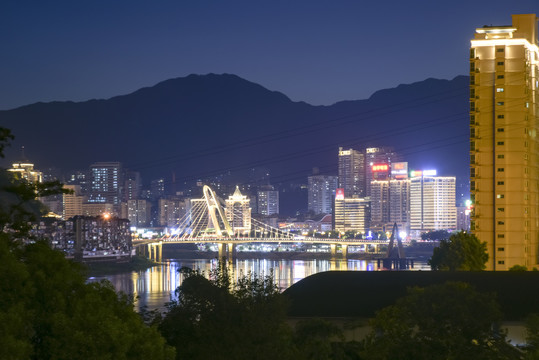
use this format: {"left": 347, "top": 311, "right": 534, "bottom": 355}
{"left": 497, "top": 194, "right": 504, "bottom": 198}
{"left": 496, "top": 88, "right": 504, "bottom": 92}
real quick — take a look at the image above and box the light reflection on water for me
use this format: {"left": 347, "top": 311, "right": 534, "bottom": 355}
{"left": 98, "top": 258, "right": 430, "bottom": 312}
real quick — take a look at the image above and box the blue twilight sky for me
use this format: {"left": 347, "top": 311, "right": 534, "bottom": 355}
{"left": 0, "top": 0, "right": 537, "bottom": 110}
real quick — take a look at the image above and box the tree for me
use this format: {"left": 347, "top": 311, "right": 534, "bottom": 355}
{"left": 159, "top": 260, "right": 296, "bottom": 360}
{"left": 428, "top": 231, "right": 488, "bottom": 271}
{"left": 293, "top": 318, "right": 346, "bottom": 360}
{"left": 421, "top": 229, "right": 451, "bottom": 241}
{"left": 525, "top": 313, "right": 539, "bottom": 358}
{"left": 509, "top": 264, "right": 528, "bottom": 272}
{"left": 362, "top": 282, "right": 520, "bottom": 360}
{"left": 0, "top": 127, "right": 175, "bottom": 359}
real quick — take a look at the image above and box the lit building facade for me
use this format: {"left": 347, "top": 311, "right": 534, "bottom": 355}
{"left": 338, "top": 147, "right": 365, "bottom": 198}
{"left": 88, "top": 162, "right": 122, "bottom": 206}
{"left": 410, "top": 172, "right": 457, "bottom": 232}
{"left": 470, "top": 14, "right": 539, "bottom": 270}
{"left": 63, "top": 184, "right": 84, "bottom": 220}
{"left": 370, "top": 178, "right": 411, "bottom": 233}
{"left": 225, "top": 186, "right": 251, "bottom": 235}
{"left": 127, "top": 199, "right": 152, "bottom": 227}
{"left": 365, "top": 147, "right": 399, "bottom": 197}
{"left": 370, "top": 180, "right": 390, "bottom": 231}
{"left": 8, "top": 159, "right": 42, "bottom": 183}
{"left": 389, "top": 179, "right": 411, "bottom": 232}
{"left": 82, "top": 203, "right": 115, "bottom": 217}
{"left": 34, "top": 216, "right": 132, "bottom": 258}
{"left": 124, "top": 171, "right": 141, "bottom": 201}
{"left": 257, "top": 188, "right": 279, "bottom": 215}
{"left": 334, "top": 188, "right": 370, "bottom": 233}
{"left": 158, "top": 197, "right": 189, "bottom": 227}
{"left": 308, "top": 175, "right": 338, "bottom": 214}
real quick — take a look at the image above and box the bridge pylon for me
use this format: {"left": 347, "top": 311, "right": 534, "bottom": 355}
{"left": 330, "top": 243, "right": 348, "bottom": 258}
{"left": 218, "top": 243, "right": 236, "bottom": 260}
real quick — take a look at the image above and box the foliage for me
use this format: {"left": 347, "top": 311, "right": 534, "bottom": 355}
{"left": 0, "top": 170, "right": 71, "bottom": 237}
{"left": 159, "top": 260, "right": 296, "bottom": 359}
{"left": 362, "top": 282, "right": 519, "bottom": 360}
{"left": 429, "top": 231, "right": 488, "bottom": 271}
{"left": 0, "top": 127, "right": 174, "bottom": 359}
{"left": 509, "top": 265, "right": 528, "bottom": 272}
{"left": 0, "top": 238, "right": 175, "bottom": 360}
{"left": 0, "top": 127, "right": 14, "bottom": 158}
{"left": 525, "top": 313, "right": 539, "bottom": 358}
{"left": 293, "top": 318, "right": 347, "bottom": 360}
{"left": 421, "top": 229, "right": 451, "bottom": 241}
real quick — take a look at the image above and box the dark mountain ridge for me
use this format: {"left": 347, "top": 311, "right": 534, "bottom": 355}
{"left": 0, "top": 73, "right": 469, "bottom": 197}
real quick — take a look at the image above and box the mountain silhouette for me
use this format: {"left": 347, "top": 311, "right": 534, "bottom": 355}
{"left": 0, "top": 73, "right": 469, "bottom": 195}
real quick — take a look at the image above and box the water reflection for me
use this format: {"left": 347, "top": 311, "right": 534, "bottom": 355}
{"left": 99, "top": 258, "right": 430, "bottom": 312}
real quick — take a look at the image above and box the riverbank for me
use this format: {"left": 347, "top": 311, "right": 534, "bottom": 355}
{"left": 85, "top": 255, "right": 158, "bottom": 276}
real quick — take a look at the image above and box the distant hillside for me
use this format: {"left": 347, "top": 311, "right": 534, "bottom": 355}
{"left": 0, "top": 73, "right": 469, "bottom": 194}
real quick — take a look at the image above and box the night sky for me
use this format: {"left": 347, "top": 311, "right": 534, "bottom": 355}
{"left": 1, "top": 1, "right": 537, "bottom": 111}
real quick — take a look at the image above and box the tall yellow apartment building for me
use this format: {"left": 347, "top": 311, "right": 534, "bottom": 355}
{"left": 470, "top": 14, "right": 539, "bottom": 270}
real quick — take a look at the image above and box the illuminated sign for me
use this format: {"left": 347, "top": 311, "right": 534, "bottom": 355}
{"left": 335, "top": 188, "right": 345, "bottom": 200}
{"left": 366, "top": 148, "right": 379, "bottom": 153}
{"left": 410, "top": 169, "right": 437, "bottom": 177}
{"left": 372, "top": 164, "right": 388, "bottom": 172}
{"left": 391, "top": 162, "right": 408, "bottom": 179}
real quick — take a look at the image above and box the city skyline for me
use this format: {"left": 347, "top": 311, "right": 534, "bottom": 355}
{"left": 1, "top": 1, "right": 537, "bottom": 110}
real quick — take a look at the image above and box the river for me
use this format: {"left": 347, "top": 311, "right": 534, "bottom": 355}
{"left": 92, "top": 257, "right": 430, "bottom": 312}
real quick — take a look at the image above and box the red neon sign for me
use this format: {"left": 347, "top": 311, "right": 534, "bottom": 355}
{"left": 372, "top": 164, "right": 388, "bottom": 172}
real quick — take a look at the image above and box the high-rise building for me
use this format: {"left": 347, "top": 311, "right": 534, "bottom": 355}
{"left": 470, "top": 14, "right": 539, "bottom": 270}
{"left": 389, "top": 179, "right": 411, "bottom": 233}
{"left": 333, "top": 188, "right": 370, "bottom": 233}
{"left": 365, "top": 147, "right": 399, "bottom": 197}
{"left": 150, "top": 178, "right": 165, "bottom": 200}
{"left": 257, "top": 186, "right": 279, "bottom": 216}
{"left": 127, "top": 199, "right": 152, "bottom": 227}
{"left": 63, "top": 185, "right": 84, "bottom": 220}
{"left": 338, "top": 147, "right": 365, "bottom": 198}
{"left": 410, "top": 171, "right": 456, "bottom": 232}
{"left": 88, "top": 162, "right": 122, "bottom": 206}
{"left": 308, "top": 175, "right": 338, "bottom": 214}
{"left": 124, "top": 171, "right": 141, "bottom": 201}
{"left": 158, "top": 197, "right": 189, "bottom": 227}
{"left": 370, "top": 180, "right": 390, "bottom": 231}
{"left": 370, "top": 178, "right": 411, "bottom": 233}
{"left": 225, "top": 186, "right": 251, "bottom": 235}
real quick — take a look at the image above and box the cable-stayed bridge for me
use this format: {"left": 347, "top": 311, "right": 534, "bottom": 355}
{"left": 134, "top": 185, "right": 389, "bottom": 261}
